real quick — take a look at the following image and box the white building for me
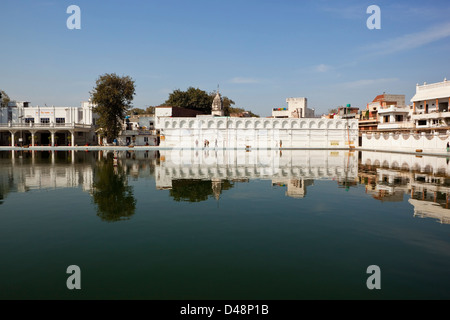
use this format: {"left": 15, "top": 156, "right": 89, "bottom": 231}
{"left": 272, "top": 97, "right": 315, "bottom": 118}
{"left": 411, "top": 78, "right": 450, "bottom": 131}
{"left": 156, "top": 93, "right": 356, "bottom": 149}
{"left": 116, "top": 115, "right": 157, "bottom": 146}
{"left": 0, "top": 100, "right": 98, "bottom": 146}
{"left": 157, "top": 117, "right": 358, "bottom": 149}
{"left": 372, "top": 94, "right": 414, "bottom": 131}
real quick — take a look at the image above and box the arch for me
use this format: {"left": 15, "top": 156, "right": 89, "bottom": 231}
{"left": 401, "top": 162, "right": 410, "bottom": 171}
{"left": 291, "top": 120, "right": 300, "bottom": 129}
{"left": 236, "top": 120, "right": 244, "bottom": 129}
{"left": 335, "top": 121, "right": 343, "bottom": 129}
{"left": 282, "top": 120, "right": 289, "bottom": 129}
{"left": 309, "top": 121, "right": 317, "bottom": 129}
{"left": 318, "top": 121, "right": 325, "bottom": 129}
{"left": 207, "top": 120, "right": 215, "bottom": 129}
{"left": 245, "top": 120, "right": 253, "bottom": 129}
{"left": 273, "top": 120, "right": 280, "bottom": 129}
{"left": 300, "top": 121, "right": 307, "bottom": 129}
{"left": 264, "top": 120, "right": 271, "bottom": 129}
{"left": 217, "top": 120, "right": 225, "bottom": 129}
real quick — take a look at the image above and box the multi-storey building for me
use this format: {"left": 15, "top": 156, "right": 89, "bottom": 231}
{"left": 359, "top": 93, "right": 411, "bottom": 132}
{"left": 411, "top": 79, "right": 450, "bottom": 132}
{"left": 0, "top": 100, "right": 98, "bottom": 146}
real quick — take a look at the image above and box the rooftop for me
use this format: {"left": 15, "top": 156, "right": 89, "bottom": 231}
{"left": 411, "top": 78, "right": 450, "bottom": 102}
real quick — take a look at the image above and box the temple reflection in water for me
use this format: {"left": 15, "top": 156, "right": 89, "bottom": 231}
{"left": 154, "top": 149, "right": 358, "bottom": 198}
{"left": 1, "top": 149, "right": 450, "bottom": 224}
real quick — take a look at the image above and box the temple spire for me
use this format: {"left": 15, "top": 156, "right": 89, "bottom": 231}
{"left": 211, "top": 84, "right": 224, "bottom": 116}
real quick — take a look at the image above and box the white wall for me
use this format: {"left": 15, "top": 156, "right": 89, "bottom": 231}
{"left": 362, "top": 132, "right": 450, "bottom": 153}
{"left": 158, "top": 117, "right": 358, "bottom": 149}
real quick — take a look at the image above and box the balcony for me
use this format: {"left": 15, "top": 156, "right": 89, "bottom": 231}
{"left": 411, "top": 111, "right": 450, "bottom": 120}
{"left": 377, "top": 122, "right": 415, "bottom": 130}
{"left": 377, "top": 106, "right": 410, "bottom": 114}
{"left": 121, "top": 129, "right": 156, "bottom": 136}
{"left": 0, "top": 122, "right": 94, "bottom": 130}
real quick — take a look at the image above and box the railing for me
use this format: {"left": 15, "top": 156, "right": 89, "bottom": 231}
{"left": 0, "top": 123, "right": 94, "bottom": 129}
{"left": 121, "top": 129, "right": 157, "bottom": 136}
{"left": 417, "top": 80, "right": 450, "bottom": 91}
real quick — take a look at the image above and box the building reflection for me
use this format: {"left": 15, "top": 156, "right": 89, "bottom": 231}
{"left": 155, "top": 149, "right": 358, "bottom": 200}
{"left": 0, "top": 149, "right": 358, "bottom": 205}
{"left": 7, "top": 149, "right": 450, "bottom": 224}
{"left": 359, "top": 151, "right": 450, "bottom": 224}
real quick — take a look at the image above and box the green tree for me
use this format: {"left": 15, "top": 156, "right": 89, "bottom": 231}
{"left": 0, "top": 90, "right": 10, "bottom": 108}
{"left": 165, "top": 87, "right": 213, "bottom": 113}
{"left": 145, "top": 106, "right": 155, "bottom": 114}
{"left": 91, "top": 73, "right": 136, "bottom": 142}
{"left": 127, "top": 107, "right": 146, "bottom": 116}
{"left": 225, "top": 106, "right": 259, "bottom": 117}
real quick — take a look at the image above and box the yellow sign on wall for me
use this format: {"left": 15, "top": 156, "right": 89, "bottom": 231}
{"left": 330, "top": 141, "right": 339, "bottom": 146}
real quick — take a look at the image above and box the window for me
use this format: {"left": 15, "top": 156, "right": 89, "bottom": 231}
{"left": 418, "top": 120, "right": 426, "bottom": 126}
{"left": 25, "top": 118, "right": 35, "bottom": 123}
{"left": 144, "top": 137, "right": 149, "bottom": 142}
{"left": 41, "top": 118, "right": 50, "bottom": 124}
{"left": 395, "top": 115, "right": 403, "bottom": 122}
{"left": 56, "top": 118, "right": 65, "bottom": 124}
{"left": 384, "top": 115, "right": 389, "bottom": 123}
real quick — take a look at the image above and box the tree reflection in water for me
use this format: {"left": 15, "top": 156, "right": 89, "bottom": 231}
{"left": 169, "top": 179, "right": 234, "bottom": 202}
{"left": 92, "top": 154, "right": 136, "bottom": 222}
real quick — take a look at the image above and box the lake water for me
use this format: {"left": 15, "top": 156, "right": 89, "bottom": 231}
{"left": 1, "top": 149, "right": 449, "bottom": 300}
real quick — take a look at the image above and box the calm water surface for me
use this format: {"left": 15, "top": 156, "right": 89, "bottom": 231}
{"left": 0, "top": 149, "right": 449, "bottom": 299}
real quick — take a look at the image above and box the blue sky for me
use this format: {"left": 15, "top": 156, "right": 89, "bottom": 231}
{"left": 1, "top": 0, "right": 450, "bottom": 117}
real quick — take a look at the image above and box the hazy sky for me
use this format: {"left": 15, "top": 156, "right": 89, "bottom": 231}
{"left": 1, "top": 0, "right": 450, "bottom": 117}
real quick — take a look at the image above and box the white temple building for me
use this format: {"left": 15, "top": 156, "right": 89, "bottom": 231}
{"left": 156, "top": 93, "right": 356, "bottom": 149}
